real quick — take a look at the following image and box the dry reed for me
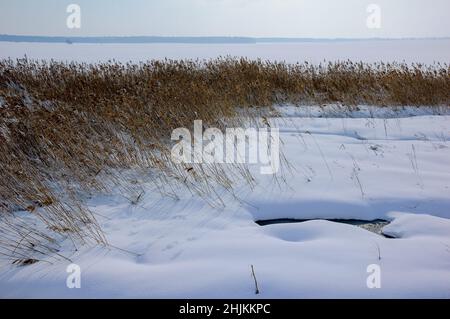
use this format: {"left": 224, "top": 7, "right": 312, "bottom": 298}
{"left": 0, "top": 58, "right": 448, "bottom": 263}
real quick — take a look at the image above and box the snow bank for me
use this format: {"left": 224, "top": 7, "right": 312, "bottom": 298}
{"left": 1, "top": 111, "right": 449, "bottom": 298}
{"left": 384, "top": 212, "right": 450, "bottom": 239}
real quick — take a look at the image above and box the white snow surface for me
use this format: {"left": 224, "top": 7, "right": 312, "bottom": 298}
{"left": 1, "top": 106, "right": 449, "bottom": 298}
{"left": 1, "top": 39, "right": 450, "bottom": 64}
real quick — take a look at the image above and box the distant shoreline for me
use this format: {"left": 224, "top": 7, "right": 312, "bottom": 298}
{"left": 1, "top": 34, "right": 449, "bottom": 44}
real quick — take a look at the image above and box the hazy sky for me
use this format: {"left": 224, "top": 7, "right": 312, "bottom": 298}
{"left": 0, "top": 0, "right": 449, "bottom": 38}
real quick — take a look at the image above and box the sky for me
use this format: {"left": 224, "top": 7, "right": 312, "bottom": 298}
{"left": 0, "top": 0, "right": 449, "bottom": 38}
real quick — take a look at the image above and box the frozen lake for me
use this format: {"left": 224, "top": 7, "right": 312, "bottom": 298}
{"left": 1, "top": 39, "right": 449, "bottom": 64}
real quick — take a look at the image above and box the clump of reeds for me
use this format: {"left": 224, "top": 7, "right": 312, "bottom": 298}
{"left": 0, "top": 58, "right": 448, "bottom": 263}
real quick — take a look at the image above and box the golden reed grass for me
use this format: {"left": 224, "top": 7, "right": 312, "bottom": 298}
{"left": 0, "top": 58, "right": 449, "bottom": 262}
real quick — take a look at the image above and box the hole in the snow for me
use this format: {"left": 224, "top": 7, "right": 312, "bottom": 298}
{"left": 255, "top": 218, "right": 394, "bottom": 238}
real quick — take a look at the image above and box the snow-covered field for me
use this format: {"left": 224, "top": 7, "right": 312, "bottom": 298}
{"left": 1, "top": 106, "right": 450, "bottom": 298}
{"left": 1, "top": 39, "right": 450, "bottom": 64}
{"left": 1, "top": 40, "right": 449, "bottom": 298}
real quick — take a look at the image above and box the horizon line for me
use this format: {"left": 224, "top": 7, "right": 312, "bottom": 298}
{"left": 1, "top": 34, "right": 449, "bottom": 44}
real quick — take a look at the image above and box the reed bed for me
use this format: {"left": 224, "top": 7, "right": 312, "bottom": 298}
{"left": 0, "top": 58, "right": 449, "bottom": 263}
